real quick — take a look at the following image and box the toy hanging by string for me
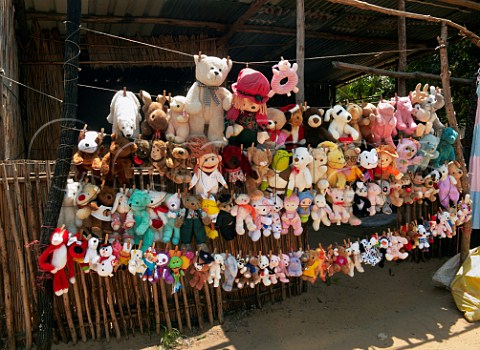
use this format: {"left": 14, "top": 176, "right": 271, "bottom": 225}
{"left": 268, "top": 57, "right": 299, "bottom": 98}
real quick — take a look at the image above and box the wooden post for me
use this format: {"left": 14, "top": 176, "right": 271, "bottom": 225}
{"left": 37, "top": 0, "right": 81, "bottom": 349}
{"left": 0, "top": 219, "right": 15, "bottom": 349}
{"left": 397, "top": 0, "right": 407, "bottom": 96}
{"left": 437, "top": 22, "right": 472, "bottom": 264}
{"left": 296, "top": 0, "right": 305, "bottom": 104}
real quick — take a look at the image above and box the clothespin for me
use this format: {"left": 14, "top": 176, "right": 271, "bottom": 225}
{"left": 123, "top": 86, "right": 127, "bottom": 97}
{"left": 279, "top": 249, "right": 282, "bottom": 256}
{"left": 138, "top": 240, "right": 143, "bottom": 250}
{"left": 226, "top": 55, "right": 230, "bottom": 65}
{"left": 198, "top": 51, "right": 202, "bottom": 60}
{"left": 268, "top": 250, "right": 272, "bottom": 259}
{"left": 127, "top": 238, "right": 131, "bottom": 249}
{"left": 60, "top": 224, "right": 65, "bottom": 231}
{"left": 82, "top": 124, "right": 88, "bottom": 132}
{"left": 104, "top": 234, "right": 109, "bottom": 244}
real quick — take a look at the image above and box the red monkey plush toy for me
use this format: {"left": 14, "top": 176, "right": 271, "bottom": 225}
{"left": 38, "top": 227, "right": 76, "bottom": 296}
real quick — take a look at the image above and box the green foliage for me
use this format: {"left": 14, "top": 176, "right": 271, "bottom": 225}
{"left": 158, "top": 327, "right": 181, "bottom": 350}
{"left": 336, "top": 74, "right": 396, "bottom": 103}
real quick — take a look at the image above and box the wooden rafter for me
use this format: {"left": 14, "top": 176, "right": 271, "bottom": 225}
{"left": 437, "top": 0, "right": 480, "bottom": 11}
{"left": 327, "top": 0, "right": 480, "bottom": 48}
{"left": 332, "top": 61, "right": 474, "bottom": 84}
{"left": 216, "top": 0, "right": 270, "bottom": 48}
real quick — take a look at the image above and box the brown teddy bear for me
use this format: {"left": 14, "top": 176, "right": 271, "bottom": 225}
{"left": 133, "top": 138, "right": 152, "bottom": 168}
{"left": 73, "top": 128, "right": 104, "bottom": 180}
{"left": 302, "top": 106, "right": 336, "bottom": 147}
{"left": 346, "top": 103, "right": 363, "bottom": 142}
{"left": 283, "top": 104, "right": 306, "bottom": 148}
{"left": 150, "top": 139, "right": 168, "bottom": 176}
{"left": 359, "top": 102, "right": 377, "bottom": 144}
{"left": 301, "top": 249, "right": 322, "bottom": 284}
{"left": 140, "top": 90, "right": 169, "bottom": 140}
{"left": 101, "top": 133, "right": 137, "bottom": 186}
{"left": 265, "top": 107, "right": 289, "bottom": 148}
{"left": 75, "top": 182, "right": 101, "bottom": 233}
{"left": 166, "top": 144, "right": 194, "bottom": 184}
{"left": 188, "top": 251, "right": 214, "bottom": 290}
{"left": 448, "top": 160, "right": 464, "bottom": 193}
{"left": 246, "top": 145, "right": 273, "bottom": 194}
{"left": 90, "top": 185, "right": 116, "bottom": 236}
{"left": 180, "top": 193, "right": 211, "bottom": 250}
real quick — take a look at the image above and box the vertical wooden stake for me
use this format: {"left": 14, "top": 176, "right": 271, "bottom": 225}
{"left": 79, "top": 271, "right": 96, "bottom": 340}
{"left": 296, "top": 0, "right": 305, "bottom": 104}
{"left": 397, "top": 0, "right": 407, "bottom": 96}
{"left": 62, "top": 292, "right": 78, "bottom": 344}
{"left": 72, "top": 281, "right": 87, "bottom": 342}
{"left": 104, "top": 278, "right": 121, "bottom": 340}
{"left": 0, "top": 219, "right": 15, "bottom": 349}
{"left": 437, "top": 22, "right": 472, "bottom": 264}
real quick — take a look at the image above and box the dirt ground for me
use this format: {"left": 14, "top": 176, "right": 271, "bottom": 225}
{"left": 54, "top": 215, "right": 480, "bottom": 350}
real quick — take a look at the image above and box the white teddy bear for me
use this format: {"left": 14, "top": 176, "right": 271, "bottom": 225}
{"left": 57, "top": 179, "right": 83, "bottom": 234}
{"left": 324, "top": 105, "right": 359, "bottom": 141}
{"left": 185, "top": 54, "right": 233, "bottom": 144}
{"left": 287, "top": 147, "right": 313, "bottom": 194}
{"left": 166, "top": 95, "right": 189, "bottom": 144}
{"left": 107, "top": 89, "right": 142, "bottom": 139}
{"left": 311, "top": 193, "right": 333, "bottom": 230}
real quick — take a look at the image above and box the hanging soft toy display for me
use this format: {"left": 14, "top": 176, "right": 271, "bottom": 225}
{"left": 309, "top": 146, "right": 328, "bottom": 189}
{"left": 374, "top": 145, "right": 402, "bottom": 181}
{"left": 246, "top": 146, "right": 273, "bottom": 193}
{"left": 100, "top": 133, "right": 137, "bottom": 186}
{"left": 92, "top": 241, "right": 117, "bottom": 277}
{"left": 145, "top": 190, "right": 168, "bottom": 242}
{"left": 189, "top": 137, "right": 228, "bottom": 197}
{"left": 208, "top": 253, "right": 225, "bottom": 288}
{"left": 343, "top": 144, "right": 364, "bottom": 184}
{"left": 38, "top": 227, "right": 76, "bottom": 296}
{"left": 165, "top": 143, "right": 194, "bottom": 184}
{"left": 249, "top": 194, "right": 274, "bottom": 242}
{"left": 111, "top": 188, "right": 135, "bottom": 240}
{"left": 311, "top": 193, "right": 333, "bottom": 230}
{"left": 268, "top": 58, "right": 299, "bottom": 98}
{"left": 226, "top": 68, "right": 271, "bottom": 146}
{"left": 436, "top": 163, "right": 460, "bottom": 209}
{"left": 72, "top": 128, "right": 104, "bottom": 181}
{"left": 319, "top": 141, "right": 347, "bottom": 189}
{"left": 75, "top": 182, "right": 101, "bottom": 232}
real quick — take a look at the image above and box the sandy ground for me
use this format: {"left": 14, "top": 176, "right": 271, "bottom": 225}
{"left": 54, "top": 257, "right": 480, "bottom": 350}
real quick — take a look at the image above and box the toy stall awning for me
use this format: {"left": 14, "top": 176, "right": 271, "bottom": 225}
{"left": 20, "top": 0, "right": 480, "bottom": 85}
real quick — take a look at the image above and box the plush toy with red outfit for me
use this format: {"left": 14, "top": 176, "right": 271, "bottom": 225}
{"left": 226, "top": 68, "right": 271, "bottom": 146}
{"left": 38, "top": 227, "right": 76, "bottom": 296}
{"left": 374, "top": 145, "right": 403, "bottom": 181}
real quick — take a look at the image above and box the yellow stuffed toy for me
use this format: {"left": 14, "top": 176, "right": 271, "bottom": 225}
{"left": 319, "top": 141, "right": 347, "bottom": 189}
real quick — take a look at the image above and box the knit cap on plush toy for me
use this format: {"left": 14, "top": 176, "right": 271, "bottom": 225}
{"left": 231, "top": 68, "right": 270, "bottom": 125}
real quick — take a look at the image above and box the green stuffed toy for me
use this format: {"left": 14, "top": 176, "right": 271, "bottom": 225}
{"left": 128, "top": 189, "right": 155, "bottom": 252}
{"left": 434, "top": 127, "right": 458, "bottom": 168}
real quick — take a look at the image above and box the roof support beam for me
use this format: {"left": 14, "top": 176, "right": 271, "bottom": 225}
{"left": 327, "top": 0, "right": 480, "bottom": 48}
{"left": 216, "top": 0, "right": 270, "bottom": 48}
{"left": 437, "top": 0, "right": 480, "bottom": 11}
{"left": 331, "top": 61, "right": 474, "bottom": 84}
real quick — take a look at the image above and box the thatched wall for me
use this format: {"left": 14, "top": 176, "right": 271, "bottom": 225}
{"left": 0, "top": 0, "right": 24, "bottom": 159}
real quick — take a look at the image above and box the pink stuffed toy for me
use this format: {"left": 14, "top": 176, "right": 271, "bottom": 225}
{"left": 327, "top": 188, "right": 350, "bottom": 225}
{"left": 366, "top": 182, "right": 383, "bottom": 216}
{"left": 371, "top": 100, "right": 397, "bottom": 146}
{"left": 268, "top": 58, "right": 299, "bottom": 98}
{"left": 437, "top": 164, "right": 460, "bottom": 209}
{"left": 230, "top": 194, "right": 257, "bottom": 235}
{"left": 249, "top": 195, "right": 273, "bottom": 242}
{"left": 276, "top": 253, "right": 290, "bottom": 283}
{"left": 281, "top": 194, "right": 303, "bottom": 236}
{"left": 396, "top": 138, "right": 423, "bottom": 173}
{"left": 395, "top": 96, "right": 417, "bottom": 136}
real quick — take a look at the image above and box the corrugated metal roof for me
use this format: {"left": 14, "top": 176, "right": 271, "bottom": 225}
{"left": 22, "top": 0, "right": 480, "bottom": 84}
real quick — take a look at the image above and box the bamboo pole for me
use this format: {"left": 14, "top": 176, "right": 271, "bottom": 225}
{"left": 97, "top": 278, "right": 110, "bottom": 342}
{"left": 89, "top": 274, "right": 102, "bottom": 340}
{"left": 173, "top": 289, "right": 184, "bottom": 333}
{"left": 131, "top": 275, "right": 144, "bottom": 334}
{"left": 152, "top": 283, "right": 161, "bottom": 335}
{"left": 158, "top": 279, "right": 172, "bottom": 331}
{"left": 104, "top": 278, "right": 121, "bottom": 340}
{"left": 1, "top": 164, "right": 32, "bottom": 349}
{"left": 193, "top": 289, "right": 205, "bottom": 330}
{"left": 120, "top": 273, "right": 134, "bottom": 335}
{"left": 204, "top": 283, "right": 214, "bottom": 326}
{"left": 397, "top": 0, "right": 407, "bottom": 96}
{"left": 113, "top": 275, "right": 129, "bottom": 338}
{"left": 296, "top": 0, "right": 305, "bottom": 104}
{"left": 62, "top": 293, "right": 78, "bottom": 344}
{"left": 37, "top": 0, "right": 82, "bottom": 348}
{"left": 23, "top": 162, "right": 40, "bottom": 241}
{"left": 13, "top": 163, "right": 38, "bottom": 307}
{"left": 180, "top": 276, "right": 192, "bottom": 331}
{"left": 0, "top": 219, "right": 15, "bottom": 349}
{"left": 437, "top": 23, "right": 472, "bottom": 263}
{"left": 34, "top": 162, "right": 44, "bottom": 228}
{"left": 216, "top": 284, "right": 224, "bottom": 324}
{"left": 79, "top": 271, "right": 95, "bottom": 340}
{"left": 326, "top": 0, "right": 480, "bottom": 48}
{"left": 141, "top": 282, "right": 151, "bottom": 332}
{"left": 53, "top": 297, "right": 68, "bottom": 344}
{"left": 72, "top": 281, "right": 87, "bottom": 342}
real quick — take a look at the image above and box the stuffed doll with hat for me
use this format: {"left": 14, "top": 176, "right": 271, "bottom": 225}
{"left": 186, "top": 54, "right": 232, "bottom": 144}
{"left": 189, "top": 251, "right": 214, "bottom": 290}
{"left": 297, "top": 191, "right": 314, "bottom": 223}
{"left": 188, "top": 137, "right": 228, "bottom": 197}
{"left": 226, "top": 68, "right": 270, "bottom": 146}
{"left": 38, "top": 227, "right": 76, "bottom": 296}
{"left": 140, "top": 247, "right": 158, "bottom": 282}
{"left": 374, "top": 144, "right": 402, "bottom": 181}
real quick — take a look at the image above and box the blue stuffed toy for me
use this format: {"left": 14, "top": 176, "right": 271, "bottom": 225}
{"left": 433, "top": 127, "right": 458, "bottom": 168}
{"left": 128, "top": 189, "right": 155, "bottom": 252}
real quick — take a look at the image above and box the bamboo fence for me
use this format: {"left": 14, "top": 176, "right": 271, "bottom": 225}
{"left": 0, "top": 160, "right": 313, "bottom": 349}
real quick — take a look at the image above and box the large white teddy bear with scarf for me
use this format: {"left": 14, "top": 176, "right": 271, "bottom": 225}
{"left": 185, "top": 54, "right": 233, "bottom": 145}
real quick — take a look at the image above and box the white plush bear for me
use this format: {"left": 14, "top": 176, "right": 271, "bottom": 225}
{"left": 308, "top": 146, "right": 328, "bottom": 187}
{"left": 57, "top": 179, "right": 83, "bottom": 234}
{"left": 185, "top": 54, "right": 233, "bottom": 144}
{"left": 166, "top": 95, "right": 189, "bottom": 144}
{"left": 128, "top": 248, "right": 147, "bottom": 275}
{"left": 230, "top": 194, "right": 257, "bottom": 235}
{"left": 287, "top": 147, "right": 313, "bottom": 194}
{"left": 311, "top": 193, "right": 333, "bottom": 230}
{"left": 146, "top": 190, "right": 168, "bottom": 242}
{"left": 324, "top": 105, "right": 359, "bottom": 141}
{"left": 269, "top": 195, "right": 283, "bottom": 239}
{"left": 107, "top": 90, "right": 142, "bottom": 139}
{"left": 208, "top": 253, "right": 225, "bottom": 288}
{"left": 249, "top": 196, "right": 273, "bottom": 242}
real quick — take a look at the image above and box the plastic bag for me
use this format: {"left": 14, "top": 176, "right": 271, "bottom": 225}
{"left": 432, "top": 253, "right": 461, "bottom": 289}
{"left": 450, "top": 247, "right": 480, "bottom": 322}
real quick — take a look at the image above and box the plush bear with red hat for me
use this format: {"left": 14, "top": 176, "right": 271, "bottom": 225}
{"left": 226, "top": 68, "right": 271, "bottom": 147}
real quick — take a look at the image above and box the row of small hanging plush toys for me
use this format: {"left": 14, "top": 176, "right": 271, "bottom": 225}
{"left": 40, "top": 207, "right": 470, "bottom": 297}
